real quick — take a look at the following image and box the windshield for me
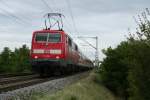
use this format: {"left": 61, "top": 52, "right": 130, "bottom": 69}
{"left": 35, "top": 33, "right": 61, "bottom": 42}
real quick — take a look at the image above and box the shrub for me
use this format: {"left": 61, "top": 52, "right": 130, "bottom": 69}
{"left": 100, "top": 42, "right": 129, "bottom": 98}
{"left": 0, "top": 45, "right": 31, "bottom": 73}
{"left": 100, "top": 9, "right": 150, "bottom": 100}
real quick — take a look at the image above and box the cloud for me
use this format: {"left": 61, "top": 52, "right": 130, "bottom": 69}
{"left": 67, "top": 0, "right": 150, "bottom": 14}
{"left": 0, "top": 0, "right": 149, "bottom": 60}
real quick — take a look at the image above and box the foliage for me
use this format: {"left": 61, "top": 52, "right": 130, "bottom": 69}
{"left": 0, "top": 47, "right": 12, "bottom": 72}
{"left": 100, "top": 42, "right": 129, "bottom": 98}
{"left": 127, "top": 40, "right": 150, "bottom": 100}
{"left": 100, "top": 9, "right": 150, "bottom": 100}
{"left": 0, "top": 44, "right": 31, "bottom": 73}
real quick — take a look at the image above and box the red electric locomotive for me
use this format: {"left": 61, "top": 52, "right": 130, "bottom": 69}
{"left": 30, "top": 13, "right": 93, "bottom": 76}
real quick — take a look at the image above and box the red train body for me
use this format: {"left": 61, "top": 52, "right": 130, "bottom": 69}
{"left": 30, "top": 29, "right": 93, "bottom": 76}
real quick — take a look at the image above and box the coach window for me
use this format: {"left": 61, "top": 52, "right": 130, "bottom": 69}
{"left": 75, "top": 45, "right": 78, "bottom": 51}
{"left": 68, "top": 37, "right": 72, "bottom": 47}
{"left": 66, "top": 35, "right": 68, "bottom": 43}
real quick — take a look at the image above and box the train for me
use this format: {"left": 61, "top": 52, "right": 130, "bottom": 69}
{"left": 30, "top": 13, "right": 93, "bottom": 76}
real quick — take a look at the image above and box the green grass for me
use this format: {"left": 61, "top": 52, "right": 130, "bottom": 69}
{"left": 34, "top": 72, "right": 120, "bottom": 100}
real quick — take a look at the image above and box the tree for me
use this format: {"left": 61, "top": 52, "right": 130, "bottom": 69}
{"left": 100, "top": 42, "right": 129, "bottom": 98}
{"left": 0, "top": 47, "right": 12, "bottom": 73}
{"left": 0, "top": 45, "right": 31, "bottom": 73}
{"left": 100, "top": 8, "right": 150, "bottom": 100}
{"left": 15, "top": 45, "right": 31, "bottom": 72}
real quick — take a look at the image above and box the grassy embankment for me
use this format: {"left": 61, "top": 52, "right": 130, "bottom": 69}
{"left": 33, "top": 72, "right": 120, "bottom": 100}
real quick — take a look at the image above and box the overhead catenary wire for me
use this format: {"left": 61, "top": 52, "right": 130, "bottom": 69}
{"left": 64, "top": 17, "right": 74, "bottom": 31}
{"left": 50, "top": 0, "right": 73, "bottom": 32}
{"left": 40, "top": 0, "right": 53, "bottom": 12}
{"left": 0, "top": 0, "right": 31, "bottom": 26}
{"left": 39, "top": 0, "right": 75, "bottom": 36}
{"left": 0, "top": 0, "right": 76, "bottom": 34}
{"left": 0, "top": 0, "right": 32, "bottom": 25}
{"left": 0, "top": 12, "right": 16, "bottom": 25}
{"left": 50, "top": 0, "right": 74, "bottom": 36}
{"left": 64, "top": 22, "right": 73, "bottom": 36}
{"left": 0, "top": 7, "right": 28, "bottom": 25}
{"left": 65, "top": 0, "right": 79, "bottom": 34}
{"left": 40, "top": 0, "right": 55, "bottom": 29}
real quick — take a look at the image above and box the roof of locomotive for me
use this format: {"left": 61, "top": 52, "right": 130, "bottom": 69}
{"left": 33, "top": 29, "right": 65, "bottom": 34}
{"left": 33, "top": 29, "right": 73, "bottom": 41}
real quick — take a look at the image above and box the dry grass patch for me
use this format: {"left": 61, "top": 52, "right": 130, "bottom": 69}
{"left": 36, "top": 72, "right": 119, "bottom": 100}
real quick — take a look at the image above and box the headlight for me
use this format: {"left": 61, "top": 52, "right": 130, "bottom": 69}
{"left": 50, "top": 49, "right": 61, "bottom": 54}
{"left": 34, "top": 56, "right": 38, "bottom": 59}
{"left": 33, "top": 49, "right": 44, "bottom": 54}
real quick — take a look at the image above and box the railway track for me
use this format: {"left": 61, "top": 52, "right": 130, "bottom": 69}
{"left": 0, "top": 74, "right": 39, "bottom": 85}
{"left": 0, "top": 71, "right": 90, "bottom": 94}
{"left": 0, "top": 74, "right": 45, "bottom": 93}
{"left": 0, "top": 73, "right": 34, "bottom": 78}
{"left": 0, "top": 71, "right": 90, "bottom": 100}
{"left": 0, "top": 73, "right": 72, "bottom": 93}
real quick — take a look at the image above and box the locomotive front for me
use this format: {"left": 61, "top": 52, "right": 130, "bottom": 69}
{"left": 30, "top": 30, "right": 67, "bottom": 75}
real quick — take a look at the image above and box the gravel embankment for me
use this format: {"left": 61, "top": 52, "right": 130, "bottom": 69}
{"left": 0, "top": 71, "right": 89, "bottom": 100}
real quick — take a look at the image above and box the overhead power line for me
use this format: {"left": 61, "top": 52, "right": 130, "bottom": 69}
{"left": 40, "top": 0, "right": 53, "bottom": 12}
{"left": 0, "top": 7, "right": 28, "bottom": 25}
{"left": 65, "top": 0, "right": 78, "bottom": 34}
{"left": 0, "top": 0, "right": 32, "bottom": 25}
{"left": 78, "top": 36, "right": 99, "bottom": 67}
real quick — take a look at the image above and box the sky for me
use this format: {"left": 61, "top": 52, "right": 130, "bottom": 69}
{"left": 0, "top": 0, "right": 149, "bottom": 60}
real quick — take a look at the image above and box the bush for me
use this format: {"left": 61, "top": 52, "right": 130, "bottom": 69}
{"left": 100, "top": 42, "right": 129, "bottom": 98}
{"left": 127, "top": 41, "right": 150, "bottom": 100}
{"left": 100, "top": 40, "right": 150, "bottom": 100}
{"left": 0, "top": 47, "right": 12, "bottom": 73}
{"left": 0, "top": 45, "right": 31, "bottom": 73}
{"left": 99, "top": 9, "right": 150, "bottom": 100}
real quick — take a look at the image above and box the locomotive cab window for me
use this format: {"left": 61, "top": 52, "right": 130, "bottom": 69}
{"left": 68, "top": 37, "right": 72, "bottom": 47}
{"left": 35, "top": 33, "right": 61, "bottom": 42}
{"left": 35, "top": 33, "right": 48, "bottom": 42}
{"left": 48, "top": 33, "right": 61, "bottom": 42}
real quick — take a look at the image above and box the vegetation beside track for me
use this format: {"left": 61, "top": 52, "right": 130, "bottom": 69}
{"left": 0, "top": 44, "right": 31, "bottom": 74}
{"left": 32, "top": 72, "right": 119, "bottom": 100}
{"left": 99, "top": 10, "right": 150, "bottom": 100}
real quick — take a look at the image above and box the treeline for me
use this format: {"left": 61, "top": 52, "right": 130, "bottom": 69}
{"left": 0, "top": 45, "right": 31, "bottom": 73}
{"left": 99, "top": 9, "right": 150, "bottom": 100}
